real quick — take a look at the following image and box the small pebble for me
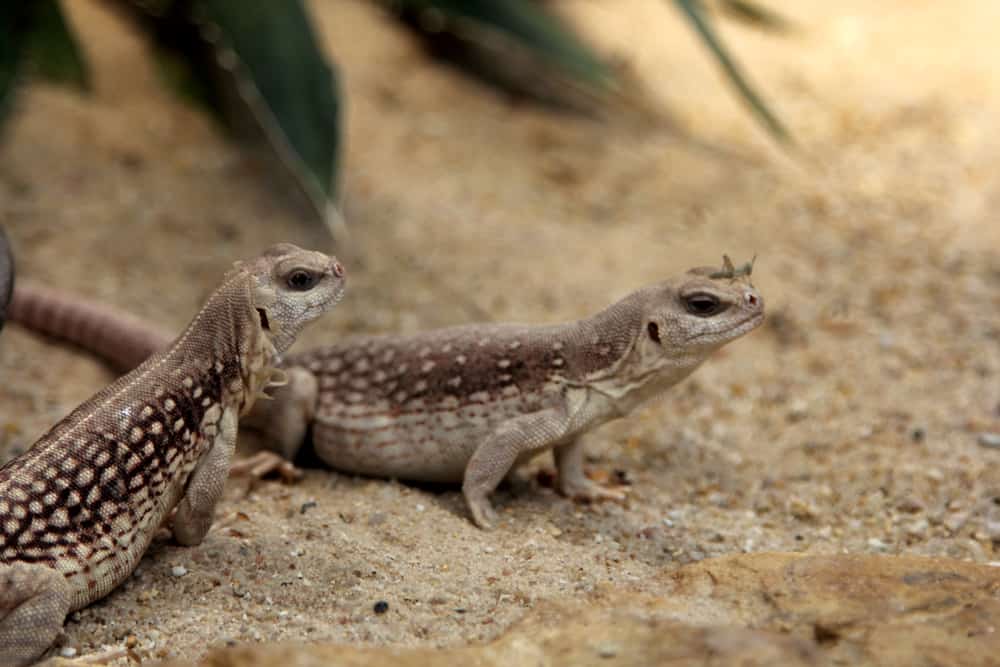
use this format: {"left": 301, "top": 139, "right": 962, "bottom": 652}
{"left": 906, "top": 519, "right": 929, "bottom": 537}
{"left": 867, "top": 538, "right": 888, "bottom": 552}
{"left": 978, "top": 432, "right": 1000, "bottom": 449}
{"left": 986, "top": 518, "right": 1000, "bottom": 541}
{"left": 787, "top": 400, "right": 809, "bottom": 422}
{"left": 373, "top": 600, "right": 389, "bottom": 614}
{"left": 171, "top": 566, "right": 188, "bottom": 577}
{"left": 910, "top": 427, "right": 926, "bottom": 443}
{"left": 896, "top": 496, "right": 924, "bottom": 514}
{"left": 788, "top": 497, "right": 819, "bottom": 521}
{"left": 300, "top": 501, "right": 317, "bottom": 515}
{"left": 60, "top": 647, "right": 78, "bottom": 658}
{"left": 596, "top": 642, "right": 619, "bottom": 658}
{"left": 415, "top": 503, "right": 425, "bottom": 512}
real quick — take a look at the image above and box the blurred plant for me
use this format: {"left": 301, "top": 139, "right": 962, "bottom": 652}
{"left": 0, "top": 0, "right": 791, "bottom": 230}
{"left": 0, "top": 227, "right": 12, "bottom": 331}
{"left": 673, "top": 0, "right": 791, "bottom": 143}
{"left": 2, "top": 0, "right": 341, "bottom": 228}
{"left": 384, "top": 0, "right": 793, "bottom": 143}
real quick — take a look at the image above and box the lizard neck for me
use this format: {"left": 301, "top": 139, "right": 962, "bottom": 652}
{"left": 167, "top": 272, "right": 276, "bottom": 415}
{"left": 562, "top": 294, "right": 704, "bottom": 417}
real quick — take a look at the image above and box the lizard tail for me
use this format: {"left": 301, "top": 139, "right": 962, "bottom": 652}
{"left": 8, "top": 281, "right": 173, "bottom": 373}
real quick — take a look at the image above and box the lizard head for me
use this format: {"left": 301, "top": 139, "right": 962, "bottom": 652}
{"left": 240, "top": 243, "right": 347, "bottom": 355}
{"left": 630, "top": 264, "right": 764, "bottom": 370}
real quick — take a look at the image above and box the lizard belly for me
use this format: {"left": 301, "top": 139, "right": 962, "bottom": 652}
{"left": 312, "top": 396, "right": 538, "bottom": 483}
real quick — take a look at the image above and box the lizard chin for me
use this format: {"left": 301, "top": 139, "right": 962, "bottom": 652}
{"left": 685, "top": 312, "right": 764, "bottom": 345}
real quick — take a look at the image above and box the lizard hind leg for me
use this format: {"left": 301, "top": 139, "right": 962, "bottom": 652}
{"left": 462, "top": 408, "right": 570, "bottom": 530}
{"left": 554, "top": 437, "right": 627, "bottom": 503}
{"left": 0, "top": 562, "right": 73, "bottom": 666}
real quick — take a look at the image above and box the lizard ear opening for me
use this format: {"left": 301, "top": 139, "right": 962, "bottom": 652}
{"left": 256, "top": 308, "right": 271, "bottom": 331}
{"left": 647, "top": 321, "right": 661, "bottom": 344}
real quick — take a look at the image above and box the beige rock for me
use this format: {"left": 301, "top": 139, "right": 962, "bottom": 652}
{"left": 161, "top": 553, "right": 1000, "bottom": 667}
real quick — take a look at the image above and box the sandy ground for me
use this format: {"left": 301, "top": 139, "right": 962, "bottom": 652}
{"left": 1, "top": 0, "right": 999, "bottom": 662}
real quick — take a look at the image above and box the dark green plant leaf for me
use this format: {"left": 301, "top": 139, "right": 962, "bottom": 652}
{"left": 150, "top": 47, "right": 216, "bottom": 114}
{"left": 385, "top": 0, "right": 619, "bottom": 112}
{"left": 672, "top": 0, "right": 791, "bottom": 144}
{"left": 0, "top": 5, "right": 29, "bottom": 129}
{"left": 192, "top": 0, "right": 342, "bottom": 224}
{"left": 108, "top": 0, "right": 341, "bottom": 226}
{"left": 716, "top": 0, "right": 794, "bottom": 34}
{"left": 0, "top": 1, "right": 89, "bottom": 133}
{"left": 26, "top": 0, "right": 91, "bottom": 90}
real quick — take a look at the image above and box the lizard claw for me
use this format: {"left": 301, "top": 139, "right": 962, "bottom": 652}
{"left": 230, "top": 451, "right": 303, "bottom": 484}
{"left": 465, "top": 494, "right": 499, "bottom": 530}
{"left": 45, "top": 646, "right": 135, "bottom": 665}
{"left": 559, "top": 476, "right": 628, "bottom": 504}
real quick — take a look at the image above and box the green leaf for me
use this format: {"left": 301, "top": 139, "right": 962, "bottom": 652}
{"left": 0, "top": 5, "right": 29, "bottom": 129}
{"left": 102, "top": 0, "right": 342, "bottom": 228}
{"left": 0, "top": 0, "right": 89, "bottom": 133}
{"left": 672, "top": 0, "right": 791, "bottom": 144}
{"left": 716, "top": 0, "right": 794, "bottom": 34}
{"left": 25, "top": 0, "right": 91, "bottom": 90}
{"left": 190, "top": 0, "right": 342, "bottom": 223}
{"left": 386, "top": 0, "right": 618, "bottom": 112}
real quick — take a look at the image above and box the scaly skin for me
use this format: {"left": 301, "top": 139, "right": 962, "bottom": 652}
{"left": 8, "top": 260, "right": 762, "bottom": 530}
{"left": 0, "top": 244, "right": 345, "bottom": 666}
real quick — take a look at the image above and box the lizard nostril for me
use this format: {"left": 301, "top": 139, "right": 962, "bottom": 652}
{"left": 745, "top": 292, "right": 759, "bottom": 307}
{"left": 333, "top": 262, "right": 345, "bottom": 278}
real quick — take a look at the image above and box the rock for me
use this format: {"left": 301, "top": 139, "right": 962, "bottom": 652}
{"left": 788, "top": 497, "right": 820, "bottom": 521}
{"left": 161, "top": 553, "right": 1000, "bottom": 667}
{"left": 978, "top": 432, "right": 1000, "bottom": 449}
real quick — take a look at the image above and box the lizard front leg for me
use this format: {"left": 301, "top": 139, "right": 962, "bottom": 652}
{"left": 173, "top": 408, "right": 237, "bottom": 546}
{"left": 0, "top": 562, "right": 73, "bottom": 666}
{"left": 231, "top": 366, "right": 317, "bottom": 481}
{"left": 463, "top": 408, "right": 570, "bottom": 529}
{"left": 555, "top": 437, "right": 627, "bottom": 503}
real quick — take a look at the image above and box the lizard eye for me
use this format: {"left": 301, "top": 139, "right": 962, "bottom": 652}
{"left": 684, "top": 293, "right": 722, "bottom": 317}
{"left": 287, "top": 269, "right": 318, "bottom": 291}
{"left": 647, "top": 322, "right": 661, "bottom": 344}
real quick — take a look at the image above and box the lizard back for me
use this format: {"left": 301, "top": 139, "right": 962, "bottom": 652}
{"left": 287, "top": 298, "right": 644, "bottom": 481}
{"left": 0, "top": 278, "right": 253, "bottom": 610}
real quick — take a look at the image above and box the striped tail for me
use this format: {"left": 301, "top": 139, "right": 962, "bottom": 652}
{"left": 8, "top": 281, "right": 172, "bottom": 373}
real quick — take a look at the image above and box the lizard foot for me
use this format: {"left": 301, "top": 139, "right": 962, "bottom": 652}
{"left": 559, "top": 475, "right": 628, "bottom": 504}
{"left": 465, "top": 494, "right": 500, "bottom": 530}
{"left": 230, "top": 451, "right": 303, "bottom": 483}
{"left": 46, "top": 647, "right": 134, "bottom": 665}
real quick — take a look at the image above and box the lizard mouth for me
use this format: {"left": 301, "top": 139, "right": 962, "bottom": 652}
{"left": 686, "top": 311, "right": 764, "bottom": 342}
{"left": 311, "top": 282, "right": 347, "bottom": 315}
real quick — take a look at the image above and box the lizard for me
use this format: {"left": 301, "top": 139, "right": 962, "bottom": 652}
{"left": 0, "top": 227, "right": 13, "bottom": 332}
{"left": 0, "top": 243, "right": 345, "bottom": 666}
{"left": 8, "top": 257, "right": 762, "bottom": 530}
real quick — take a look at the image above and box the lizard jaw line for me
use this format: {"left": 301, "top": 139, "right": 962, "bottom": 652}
{"left": 685, "top": 312, "right": 764, "bottom": 342}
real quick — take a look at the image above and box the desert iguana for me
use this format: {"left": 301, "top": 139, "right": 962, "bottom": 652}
{"left": 0, "top": 243, "right": 345, "bottom": 665}
{"left": 9, "top": 258, "right": 762, "bottom": 529}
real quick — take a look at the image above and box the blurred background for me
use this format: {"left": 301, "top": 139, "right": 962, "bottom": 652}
{"left": 0, "top": 0, "right": 998, "bottom": 663}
